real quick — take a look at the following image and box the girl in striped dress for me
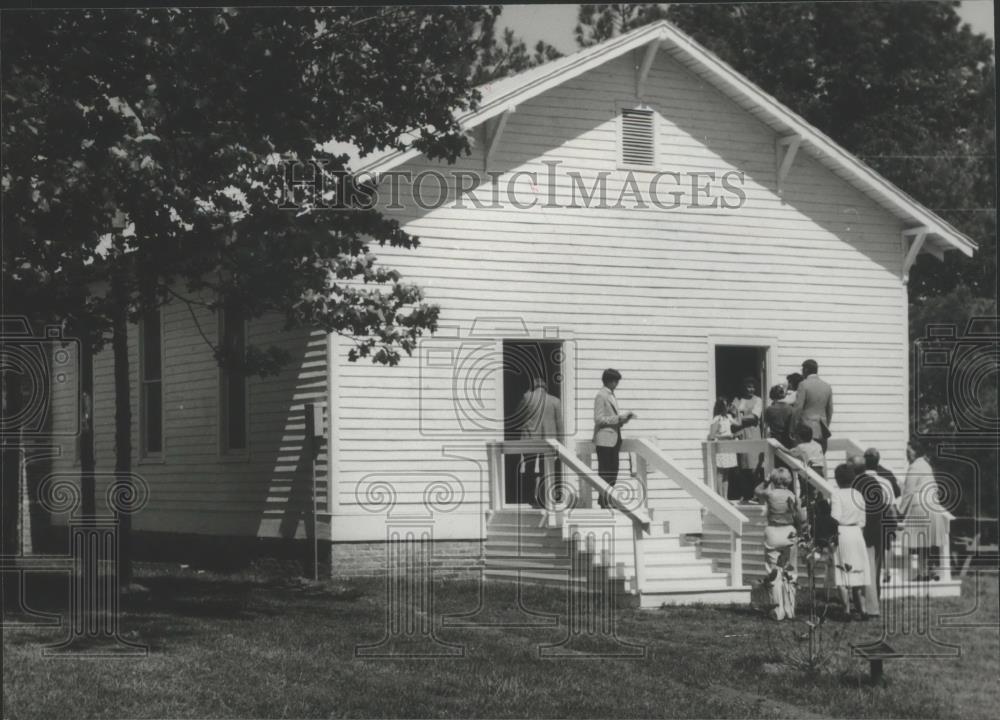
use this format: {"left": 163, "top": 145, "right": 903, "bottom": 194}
{"left": 708, "top": 397, "right": 738, "bottom": 499}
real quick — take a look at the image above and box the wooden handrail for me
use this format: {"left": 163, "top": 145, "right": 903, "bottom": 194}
{"left": 707, "top": 439, "right": 773, "bottom": 453}
{"left": 486, "top": 439, "right": 561, "bottom": 455}
{"left": 546, "top": 439, "right": 651, "bottom": 530}
{"left": 630, "top": 438, "right": 747, "bottom": 536}
{"left": 766, "top": 439, "right": 835, "bottom": 499}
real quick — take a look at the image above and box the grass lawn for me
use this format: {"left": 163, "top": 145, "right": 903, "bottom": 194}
{"left": 3, "top": 567, "right": 998, "bottom": 719}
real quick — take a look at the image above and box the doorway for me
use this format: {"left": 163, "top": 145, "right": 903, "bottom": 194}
{"left": 502, "top": 340, "right": 564, "bottom": 505}
{"left": 714, "top": 345, "right": 768, "bottom": 404}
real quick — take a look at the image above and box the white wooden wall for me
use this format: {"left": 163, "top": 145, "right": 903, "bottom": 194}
{"left": 46, "top": 48, "right": 910, "bottom": 543}
{"left": 330, "top": 51, "right": 910, "bottom": 540}
{"left": 46, "top": 299, "right": 329, "bottom": 539}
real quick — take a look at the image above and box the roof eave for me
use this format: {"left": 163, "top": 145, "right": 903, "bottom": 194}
{"left": 361, "top": 20, "right": 978, "bottom": 258}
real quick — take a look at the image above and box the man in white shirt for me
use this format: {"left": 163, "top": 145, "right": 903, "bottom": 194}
{"left": 592, "top": 368, "right": 634, "bottom": 509}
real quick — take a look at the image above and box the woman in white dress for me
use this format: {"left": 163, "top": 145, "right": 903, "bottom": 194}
{"left": 898, "top": 437, "right": 949, "bottom": 581}
{"left": 733, "top": 377, "right": 764, "bottom": 501}
{"left": 830, "top": 463, "right": 872, "bottom": 619}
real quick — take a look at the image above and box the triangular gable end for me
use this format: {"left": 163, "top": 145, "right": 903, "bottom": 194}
{"left": 353, "top": 20, "right": 976, "bottom": 262}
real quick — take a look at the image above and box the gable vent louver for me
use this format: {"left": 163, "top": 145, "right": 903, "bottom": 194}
{"left": 620, "top": 108, "right": 655, "bottom": 167}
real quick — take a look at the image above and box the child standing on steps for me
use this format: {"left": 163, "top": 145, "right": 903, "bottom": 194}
{"left": 708, "top": 397, "right": 738, "bottom": 500}
{"left": 753, "top": 468, "right": 805, "bottom": 620}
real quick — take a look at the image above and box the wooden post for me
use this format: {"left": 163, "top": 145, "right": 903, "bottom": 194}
{"left": 487, "top": 443, "right": 503, "bottom": 512}
{"left": 870, "top": 658, "right": 884, "bottom": 684}
{"left": 305, "top": 403, "right": 323, "bottom": 580}
{"left": 940, "top": 527, "right": 952, "bottom": 579}
{"left": 635, "top": 454, "right": 648, "bottom": 508}
{"left": 577, "top": 446, "right": 594, "bottom": 509}
{"left": 632, "top": 521, "right": 646, "bottom": 595}
{"left": 702, "top": 441, "right": 717, "bottom": 493}
{"left": 730, "top": 530, "right": 743, "bottom": 588}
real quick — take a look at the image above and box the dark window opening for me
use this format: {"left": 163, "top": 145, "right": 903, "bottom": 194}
{"left": 220, "top": 307, "right": 247, "bottom": 451}
{"left": 140, "top": 309, "right": 163, "bottom": 455}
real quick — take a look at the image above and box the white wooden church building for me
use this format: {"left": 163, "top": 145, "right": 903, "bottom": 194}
{"left": 46, "top": 21, "right": 974, "bottom": 605}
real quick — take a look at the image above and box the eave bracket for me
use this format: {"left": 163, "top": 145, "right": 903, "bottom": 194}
{"left": 636, "top": 40, "right": 661, "bottom": 100}
{"left": 902, "top": 227, "right": 930, "bottom": 283}
{"left": 776, "top": 134, "right": 802, "bottom": 198}
{"left": 484, "top": 107, "right": 514, "bottom": 172}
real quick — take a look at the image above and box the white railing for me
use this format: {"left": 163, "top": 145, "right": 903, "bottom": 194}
{"left": 629, "top": 438, "right": 747, "bottom": 589}
{"left": 576, "top": 438, "right": 747, "bottom": 589}
{"left": 485, "top": 438, "right": 651, "bottom": 594}
{"left": 701, "top": 438, "right": 834, "bottom": 498}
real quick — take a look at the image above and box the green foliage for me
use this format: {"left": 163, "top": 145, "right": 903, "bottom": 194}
{"left": 2, "top": 7, "right": 501, "bottom": 369}
{"left": 909, "top": 287, "right": 997, "bottom": 517}
{"left": 575, "top": 4, "right": 669, "bottom": 47}
{"left": 909, "top": 286, "right": 997, "bottom": 436}
{"left": 472, "top": 17, "right": 562, "bottom": 84}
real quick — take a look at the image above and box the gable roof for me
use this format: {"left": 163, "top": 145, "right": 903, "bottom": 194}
{"left": 346, "top": 20, "right": 976, "bottom": 259}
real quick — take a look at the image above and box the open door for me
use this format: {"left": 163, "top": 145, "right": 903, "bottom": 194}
{"left": 714, "top": 345, "right": 768, "bottom": 403}
{"left": 502, "top": 340, "right": 564, "bottom": 505}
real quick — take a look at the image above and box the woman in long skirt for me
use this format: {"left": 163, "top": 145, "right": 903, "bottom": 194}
{"left": 899, "top": 437, "right": 950, "bottom": 581}
{"left": 831, "top": 463, "right": 872, "bottom": 619}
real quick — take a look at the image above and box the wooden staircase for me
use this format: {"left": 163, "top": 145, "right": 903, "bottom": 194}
{"left": 485, "top": 507, "right": 751, "bottom": 608}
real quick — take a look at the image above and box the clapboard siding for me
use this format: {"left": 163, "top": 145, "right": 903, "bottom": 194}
{"left": 329, "top": 51, "right": 909, "bottom": 539}
{"left": 47, "top": 297, "right": 330, "bottom": 539}
{"left": 44, "top": 47, "right": 914, "bottom": 543}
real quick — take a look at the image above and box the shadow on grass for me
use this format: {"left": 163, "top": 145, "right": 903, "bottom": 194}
{"left": 3, "top": 569, "right": 373, "bottom": 642}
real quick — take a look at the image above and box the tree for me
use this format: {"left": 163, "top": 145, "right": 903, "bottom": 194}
{"left": 473, "top": 18, "right": 562, "bottom": 84}
{"left": 574, "top": 4, "right": 668, "bottom": 47}
{"left": 2, "top": 6, "right": 500, "bottom": 584}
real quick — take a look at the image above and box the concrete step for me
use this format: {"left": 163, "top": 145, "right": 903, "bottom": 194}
{"left": 641, "top": 574, "right": 733, "bottom": 593}
{"left": 641, "top": 557, "right": 716, "bottom": 573}
{"left": 484, "top": 567, "right": 630, "bottom": 593}
{"left": 640, "top": 586, "right": 751, "bottom": 608}
{"left": 486, "top": 538, "right": 571, "bottom": 559}
{"left": 486, "top": 556, "right": 575, "bottom": 572}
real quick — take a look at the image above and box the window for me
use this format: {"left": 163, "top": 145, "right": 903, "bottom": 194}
{"left": 219, "top": 306, "right": 248, "bottom": 452}
{"left": 139, "top": 308, "right": 163, "bottom": 456}
{"left": 619, "top": 106, "right": 656, "bottom": 168}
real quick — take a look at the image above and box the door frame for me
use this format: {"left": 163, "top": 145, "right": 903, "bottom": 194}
{"left": 707, "top": 335, "right": 780, "bottom": 408}
{"left": 495, "top": 331, "right": 576, "bottom": 509}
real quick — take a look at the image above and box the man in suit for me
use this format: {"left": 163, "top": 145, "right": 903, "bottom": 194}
{"left": 793, "top": 359, "right": 834, "bottom": 453}
{"left": 863, "top": 447, "right": 901, "bottom": 586}
{"left": 592, "top": 368, "right": 635, "bottom": 509}
{"left": 515, "top": 377, "right": 563, "bottom": 508}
